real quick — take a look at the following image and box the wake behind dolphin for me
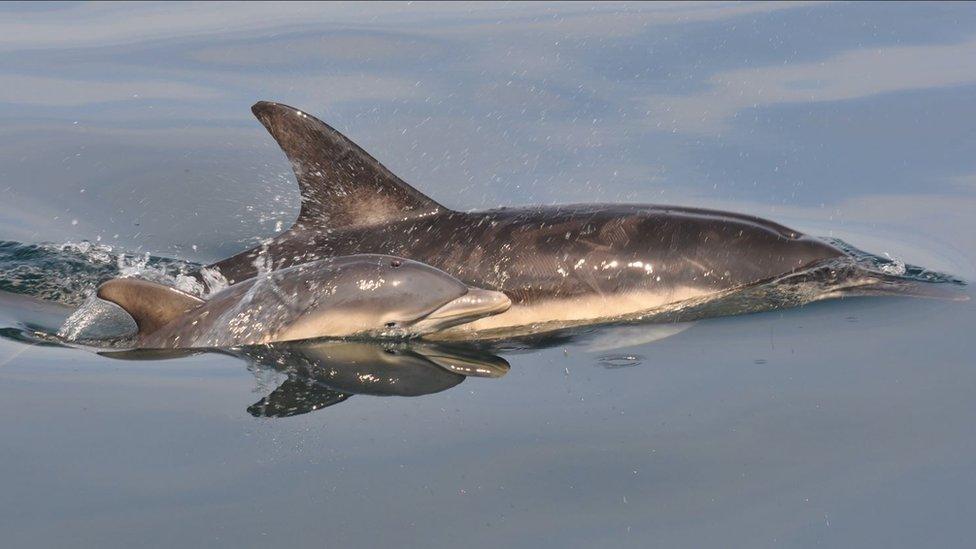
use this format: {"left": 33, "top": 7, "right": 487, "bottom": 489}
{"left": 201, "top": 101, "right": 966, "bottom": 339}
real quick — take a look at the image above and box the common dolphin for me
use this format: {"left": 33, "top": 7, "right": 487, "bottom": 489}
{"left": 208, "top": 101, "right": 962, "bottom": 338}
{"left": 97, "top": 254, "right": 511, "bottom": 348}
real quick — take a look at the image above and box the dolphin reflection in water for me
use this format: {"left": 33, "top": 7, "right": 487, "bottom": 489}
{"left": 101, "top": 340, "right": 510, "bottom": 418}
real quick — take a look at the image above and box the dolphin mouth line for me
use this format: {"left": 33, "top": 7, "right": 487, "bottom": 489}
{"left": 411, "top": 288, "right": 511, "bottom": 332}
{"left": 428, "top": 288, "right": 512, "bottom": 319}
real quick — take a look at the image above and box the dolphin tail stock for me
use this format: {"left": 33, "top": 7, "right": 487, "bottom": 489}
{"left": 250, "top": 100, "right": 447, "bottom": 232}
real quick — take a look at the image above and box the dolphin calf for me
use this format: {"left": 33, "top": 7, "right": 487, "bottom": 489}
{"left": 207, "top": 101, "right": 962, "bottom": 338}
{"left": 96, "top": 254, "right": 511, "bottom": 348}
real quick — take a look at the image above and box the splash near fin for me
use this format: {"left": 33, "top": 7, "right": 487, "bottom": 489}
{"left": 251, "top": 101, "right": 446, "bottom": 230}
{"left": 97, "top": 279, "right": 205, "bottom": 336}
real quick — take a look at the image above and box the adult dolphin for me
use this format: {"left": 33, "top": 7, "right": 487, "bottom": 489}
{"left": 208, "top": 101, "right": 957, "bottom": 337}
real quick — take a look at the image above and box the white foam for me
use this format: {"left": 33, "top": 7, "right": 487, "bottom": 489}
{"left": 58, "top": 294, "right": 137, "bottom": 341}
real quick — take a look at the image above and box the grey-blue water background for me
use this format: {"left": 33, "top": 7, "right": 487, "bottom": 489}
{"left": 1, "top": 2, "right": 975, "bottom": 547}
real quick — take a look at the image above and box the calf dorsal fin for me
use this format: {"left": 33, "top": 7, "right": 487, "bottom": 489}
{"left": 251, "top": 101, "right": 445, "bottom": 231}
{"left": 97, "top": 279, "right": 205, "bottom": 336}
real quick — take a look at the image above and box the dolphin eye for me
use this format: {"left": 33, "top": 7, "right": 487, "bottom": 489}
{"left": 385, "top": 321, "right": 397, "bottom": 328}
{"left": 390, "top": 260, "right": 402, "bottom": 268}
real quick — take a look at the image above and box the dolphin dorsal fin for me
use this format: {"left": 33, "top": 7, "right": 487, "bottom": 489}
{"left": 97, "top": 279, "right": 205, "bottom": 336}
{"left": 252, "top": 101, "right": 446, "bottom": 231}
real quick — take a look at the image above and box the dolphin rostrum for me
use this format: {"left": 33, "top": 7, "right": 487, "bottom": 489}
{"left": 96, "top": 254, "right": 511, "bottom": 348}
{"left": 207, "top": 101, "right": 964, "bottom": 338}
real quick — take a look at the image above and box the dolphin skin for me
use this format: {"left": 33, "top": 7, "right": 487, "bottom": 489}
{"left": 208, "top": 101, "right": 957, "bottom": 338}
{"left": 97, "top": 254, "right": 511, "bottom": 349}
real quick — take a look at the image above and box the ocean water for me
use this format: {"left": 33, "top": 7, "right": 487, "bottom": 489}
{"left": 1, "top": 2, "right": 975, "bottom": 547}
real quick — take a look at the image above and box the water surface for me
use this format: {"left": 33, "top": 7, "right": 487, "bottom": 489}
{"left": 1, "top": 2, "right": 975, "bottom": 547}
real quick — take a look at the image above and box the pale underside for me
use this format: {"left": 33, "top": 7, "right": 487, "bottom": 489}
{"left": 431, "top": 285, "right": 713, "bottom": 340}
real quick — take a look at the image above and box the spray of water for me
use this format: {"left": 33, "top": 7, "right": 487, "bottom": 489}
{"left": 0, "top": 240, "right": 227, "bottom": 306}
